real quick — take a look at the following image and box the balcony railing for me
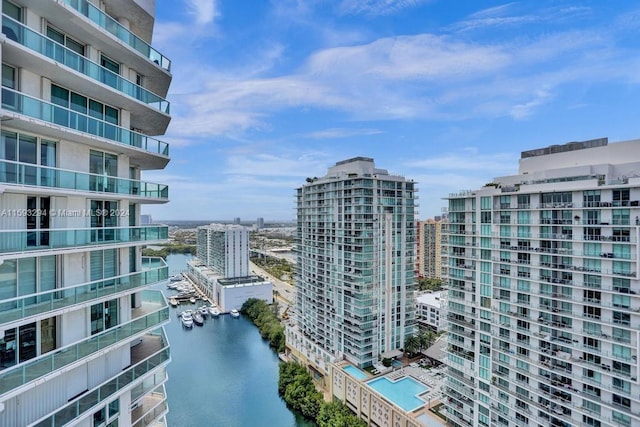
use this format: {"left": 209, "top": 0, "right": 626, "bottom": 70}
{"left": 1, "top": 87, "right": 169, "bottom": 156}
{"left": 0, "top": 159, "right": 168, "bottom": 199}
{"left": 0, "top": 225, "right": 168, "bottom": 254}
{"left": 0, "top": 257, "right": 167, "bottom": 324}
{"left": 61, "top": 0, "right": 171, "bottom": 71}
{"left": 2, "top": 15, "right": 169, "bottom": 113}
{"left": 0, "top": 291, "right": 168, "bottom": 397}
{"left": 32, "top": 329, "right": 170, "bottom": 427}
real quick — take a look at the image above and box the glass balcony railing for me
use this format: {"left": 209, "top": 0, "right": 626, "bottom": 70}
{"left": 33, "top": 329, "right": 170, "bottom": 427}
{"left": 0, "top": 225, "right": 168, "bottom": 254}
{"left": 1, "top": 87, "right": 169, "bottom": 156}
{"left": 0, "top": 257, "right": 168, "bottom": 324}
{"left": 2, "top": 15, "right": 170, "bottom": 114}
{"left": 0, "top": 159, "right": 168, "bottom": 199}
{"left": 61, "top": 0, "right": 171, "bottom": 71}
{"left": 0, "top": 292, "right": 168, "bottom": 397}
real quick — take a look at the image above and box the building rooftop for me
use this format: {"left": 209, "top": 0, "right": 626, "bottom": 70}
{"left": 416, "top": 291, "right": 444, "bottom": 307}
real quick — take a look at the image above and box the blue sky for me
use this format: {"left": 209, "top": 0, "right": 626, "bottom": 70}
{"left": 144, "top": 0, "right": 640, "bottom": 222}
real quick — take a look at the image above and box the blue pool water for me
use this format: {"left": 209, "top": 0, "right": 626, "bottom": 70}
{"left": 343, "top": 365, "right": 368, "bottom": 380}
{"left": 367, "top": 376, "right": 429, "bottom": 412}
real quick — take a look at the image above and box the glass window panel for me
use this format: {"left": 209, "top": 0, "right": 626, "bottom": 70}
{"left": 18, "top": 322, "right": 36, "bottom": 363}
{"left": 17, "top": 257, "right": 36, "bottom": 297}
{"left": 0, "top": 328, "right": 17, "bottom": 369}
{"left": 40, "top": 317, "right": 56, "bottom": 354}
{"left": 50, "top": 84, "right": 69, "bottom": 107}
{"left": 2, "top": 64, "right": 16, "bottom": 89}
{"left": 0, "top": 259, "right": 17, "bottom": 302}
{"left": 3, "top": 0, "right": 22, "bottom": 21}
{"left": 46, "top": 26, "right": 64, "bottom": 44}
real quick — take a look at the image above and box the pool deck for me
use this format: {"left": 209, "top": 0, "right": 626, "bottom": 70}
{"left": 336, "top": 360, "right": 447, "bottom": 426}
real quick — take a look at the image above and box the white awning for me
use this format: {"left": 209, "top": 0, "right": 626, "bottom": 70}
{"left": 380, "top": 349, "right": 403, "bottom": 359}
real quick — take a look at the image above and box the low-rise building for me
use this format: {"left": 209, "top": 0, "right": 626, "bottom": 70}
{"left": 415, "top": 291, "right": 447, "bottom": 332}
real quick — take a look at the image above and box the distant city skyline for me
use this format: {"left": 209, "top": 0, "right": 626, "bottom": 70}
{"left": 144, "top": 0, "right": 640, "bottom": 221}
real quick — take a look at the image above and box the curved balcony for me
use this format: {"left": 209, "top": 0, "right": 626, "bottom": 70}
{"left": 0, "top": 257, "right": 168, "bottom": 326}
{"left": 31, "top": 328, "right": 170, "bottom": 427}
{"left": 0, "top": 159, "right": 168, "bottom": 201}
{"left": 0, "top": 225, "right": 168, "bottom": 255}
{"left": 1, "top": 87, "right": 169, "bottom": 168}
{"left": 61, "top": 0, "right": 171, "bottom": 72}
{"left": 2, "top": 14, "right": 170, "bottom": 121}
{"left": 0, "top": 291, "right": 169, "bottom": 398}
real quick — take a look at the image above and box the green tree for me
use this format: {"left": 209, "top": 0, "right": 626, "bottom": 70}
{"left": 404, "top": 335, "right": 421, "bottom": 356}
{"left": 419, "top": 330, "right": 436, "bottom": 351}
{"left": 317, "top": 401, "right": 367, "bottom": 427}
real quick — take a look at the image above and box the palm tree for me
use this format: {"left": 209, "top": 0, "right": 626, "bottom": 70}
{"left": 404, "top": 335, "right": 421, "bottom": 356}
{"left": 419, "top": 330, "right": 436, "bottom": 351}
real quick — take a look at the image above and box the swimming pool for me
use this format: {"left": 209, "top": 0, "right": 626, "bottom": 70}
{"left": 367, "top": 376, "right": 429, "bottom": 412}
{"left": 343, "top": 365, "right": 368, "bottom": 380}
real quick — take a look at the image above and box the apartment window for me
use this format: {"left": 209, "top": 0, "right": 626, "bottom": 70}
{"left": 613, "top": 278, "right": 631, "bottom": 292}
{"left": 613, "top": 311, "right": 630, "bottom": 326}
{"left": 27, "top": 196, "right": 50, "bottom": 247}
{"left": 612, "top": 189, "right": 630, "bottom": 206}
{"left": 90, "top": 249, "right": 117, "bottom": 284}
{"left": 39, "top": 316, "right": 57, "bottom": 355}
{"left": 90, "top": 299, "right": 118, "bottom": 335}
{"left": 613, "top": 294, "right": 630, "bottom": 309}
{"left": 1, "top": 0, "right": 21, "bottom": 42}
{"left": 46, "top": 25, "right": 85, "bottom": 56}
{"left": 51, "top": 84, "right": 119, "bottom": 138}
{"left": 517, "top": 194, "right": 530, "bottom": 208}
{"left": 612, "top": 377, "right": 630, "bottom": 393}
{"left": 1, "top": 63, "right": 18, "bottom": 110}
{"left": 583, "top": 416, "right": 601, "bottom": 427}
{"left": 612, "top": 411, "right": 631, "bottom": 427}
{"left": 613, "top": 394, "right": 630, "bottom": 409}
{"left": 89, "top": 150, "right": 117, "bottom": 192}
{"left": 1, "top": 130, "right": 56, "bottom": 186}
{"left": 0, "top": 256, "right": 56, "bottom": 308}
{"left": 582, "top": 399, "right": 601, "bottom": 414}
{"left": 612, "top": 209, "right": 630, "bottom": 225}
{"left": 0, "top": 322, "right": 37, "bottom": 369}
{"left": 100, "top": 54, "right": 120, "bottom": 88}
{"left": 583, "top": 190, "right": 601, "bottom": 207}
{"left": 90, "top": 200, "right": 119, "bottom": 241}
{"left": 612, "top": 327, "right": 631, "bottom": 343}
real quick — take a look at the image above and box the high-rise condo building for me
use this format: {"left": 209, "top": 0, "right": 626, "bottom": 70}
{"left": 196, "top": 224, "right": 250, "bottom": 278}
{"left": 286, "top": 157, "right": 417, "bottom": 380}
{"left": 0, "top": 0, "right": 172, "bottom": 425}
{"left": 417, "top": 217, "right": 444, "bottom": 280}
{"left": 444, "top": 138, "right": 640, "bottom": 427}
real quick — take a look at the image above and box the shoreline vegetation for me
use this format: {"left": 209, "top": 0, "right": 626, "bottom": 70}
{"left": 241, "top": 298, "right": 285, "bottom": 352}
{"left": 242, "top": 298, "right": 365, "bottom": 426}
{"left": 142, "top": 243, "right": 195, "bottom": 258}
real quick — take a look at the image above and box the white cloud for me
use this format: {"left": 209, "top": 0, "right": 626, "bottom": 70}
{"left": 305, "top": 128, "right": 383, "bottom": 139}
{"left": 338, "top": 0, "right": 429, "bottom": 16}
{"left": 185, "top": 0, "right": 220, "bottom": 25}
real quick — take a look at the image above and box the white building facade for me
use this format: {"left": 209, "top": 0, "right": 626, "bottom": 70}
{"left": 287, "top": 157, "right": 418, "bottom": 374}
{"left": 444, "top": 138, "right": 640, "bottom": 427}
{"left": 196, "top": 224, "right": 249, "bottom": 278}
{"left": 0, "top": 0, "right": 172, "bottom": 425}
{"left": 415, "top": 291, "right": 447, "bottom": 333}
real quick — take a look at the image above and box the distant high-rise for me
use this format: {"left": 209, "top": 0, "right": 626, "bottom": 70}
{"left": 417, "top": 218, "right": 445, "bottom": 279}
{"left": 141, "top": 214, "right": 153, "bottom": 225}
{"left": 0, "top": 0, "right": 172, "bottom": 424}
{"left": 233, "top": 217, "right": 241, "bottom": 225}
{"left": 196, "top": 224, "right": 250, "bottom": 278}
{"left": 444, "top": 137, "right": 640, "bottom": 427}
{"left": 286, "top": 157, "right": 417, "bottom": 377}
{"left": 257, "top": 217, "right": 265, "bottom": 229}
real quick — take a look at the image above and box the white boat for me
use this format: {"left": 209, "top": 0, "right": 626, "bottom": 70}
{"left": 230, "top": 309, "right": 240, "bottom": 318}
{"left": 169, "top": 274, "right": 183, "bottom": 282}
{"left": 189, "top": 297, "right": 196, "bottom": 304}
{"left": 169, "top": 297, "right": 179, "bottom": 307}
{"left": 209, "top": 306, "right": 220, "bottom": 317}
{"left": 181, "top": 313, "right": 194, "bottom": 328}
{"left": 198, "top": 306, "right": 209, "bottom": 317}
{"left": 193, "top": 312, "right": 205, "bottom": 326}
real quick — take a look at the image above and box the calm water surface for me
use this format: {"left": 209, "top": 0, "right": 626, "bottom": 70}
{"left": 157, "top": 254, "right": 314, "bottom": 427}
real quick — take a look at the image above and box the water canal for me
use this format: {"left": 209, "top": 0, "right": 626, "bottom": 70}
{"left": 155, "top": 254, "right": 314, "bottom": 426}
